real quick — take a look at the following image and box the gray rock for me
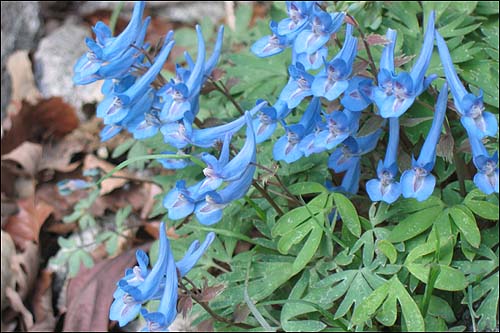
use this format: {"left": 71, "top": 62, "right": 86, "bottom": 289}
{"left": 33, "top": 18, "right": 102, "bottom": 120}
{"left": 78, "top": 1, "right": 225, "bottom": 24}
{"left": 1, "top": 1, "right": 41, "bottom": 119}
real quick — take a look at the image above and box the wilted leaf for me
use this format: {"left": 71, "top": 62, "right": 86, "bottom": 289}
{"left": 177, "top": 295, "right": 193, "bottom": 318}
{"left": 365, "top": 34, "right": 390, "bottom": 46}
{"left": 1, "top": 142, "right": 43, "bottom": 176}
{"left": 436, "top": 133, "right": 455, "bottom": 163}
{"left": 32, "top": 97, "right": 79, "bottom": 139}
{"left": 39, "top": 136, "right": 85, "bottom": 173}
{"left": 394, "top": 54, "right": 416, "bottom": 68}
{"left": 29, "top": 269, "right": 56, "bottom": 332}
{"left": 5, "top": 287, "right": 34, "bottom": 330}
{"left": 199, "top": 283, "right": 226, "bottom": 303}
{"left": 6, "top": 50, "right": 40, "bottom": 106}
{"left": 4, "top": 198, "right": 53, "bottom": 249}
{"left": 64, "top": 245, "right": 149, "bottom": 331}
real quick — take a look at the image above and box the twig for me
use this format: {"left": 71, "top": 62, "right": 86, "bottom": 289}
{"left": 347, "top": 13, "right": 378, "bottom": 85}
{"left": 177, "top": 278, "right": 254, "bottom": 329}
{"left": 208, "top": 77, "right": 245, "bottom": 115}
{"left": 252, "top": 180, "right": 284, "bottom": 216}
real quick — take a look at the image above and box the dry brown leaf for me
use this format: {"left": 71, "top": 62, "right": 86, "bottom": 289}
{"left": 1, "top": 142, "right": 43, "bottom": 176}
{"left": 29, "top": 269, "right": 56, "bottom": 332}
{"left": 140, "top": 183, "right": 163, "bottom": 219}
{"left": 35, "top": 97, "right": 79, "bottom": 139}
{"left": 36, "top": 183, "right": 88, "bottom": 221}
{"left": 63, "top": 245, "right": 150, "bottom": 331}
{"left": 4, "top": 198, "right": 54, "bottom": 250}
{"left": 38, "top": 137, "right": 85, "bottom": 173}
{"left": 364, "top": 34, "right": 390, "bottom": 46}
{"left": 11, "top": 241, "right": 40, "bottom": 300}
{"left": 196, "top": 318, "right": 214, "bottom": 332}
{"left": 5, "top": 287, "right": 34, "bottom": 330}
{"left": 83, "top": 154, "right": 131, "bottom": 195}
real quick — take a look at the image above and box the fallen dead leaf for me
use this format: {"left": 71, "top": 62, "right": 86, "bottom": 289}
{"left": 38, "top": 137, "right": 85, "bottom": 173}
{"left": 1, "top": 142, "right": 43, "bottom": 177}
{"left": 63, "top": 244, "right": 150, "bottom": 331}
{"left": 4, "top": 198, "right": 54, "bottom": 250}
{"left": 83, "top": 154, "right": 131, "bottom": 195}
{"left": 29, "top": 269, "right": 56, "bottom": 332}
{"left": 11, "top": 241, "right": 40, "bottom": 300}
{"left": 34, "top": 97, "right": 79, "bottom": 139}
{"left": 140, "top": 183, "right": 163, "bottom": 219}
{"left": 5, "top": 287, "right": 34, "bottom": 330}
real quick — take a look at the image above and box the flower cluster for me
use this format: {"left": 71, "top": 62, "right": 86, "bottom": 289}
{"left": 252, "top": 2, "right": 498, "bottom": 200}
{"left": 109, "top": 223, "right": 215, "bottom": 331}
{"left": 72, "top": 1, "right": 499, "bottom": 329}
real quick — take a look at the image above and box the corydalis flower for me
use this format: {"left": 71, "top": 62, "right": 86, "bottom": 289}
{"left": 401, "top": 83, "right": 448, "bottom": 201}
{"left": 109, "top": 223, "right": 215, "bottom": 330}
{"left": 195, "top": 114, "right": 257, "bottom": 225}
{"left": 468, "top": 132, "right": 499, "bottom": 195}
{"left": 435, "top": 31, "right": 498, "bottom": 140}
{"left": 277, "top": 1, "right": 314, "bottom": 37}
{"left": 251, "top": 21, "right": 291, "bottom": 58}
{"left": 200, "top": 112, "right": 256, "bottom": 191}
{"left": 372, "top": 11, "right": 437, "bottom": 118}
{"left": 366, "top": 117, "right": 402, "bottom": 204}
{"left": 294, "top": 11, "right": 345, "bottom": 55}
{"left": 273, "top": 97, "right": 321, "bottom": 163}
{"left": 279, "top": 62, "right": 314, "bottom": 109}
{"left": 311, "top": 23, "right": 357, "bottom": 101}
{"left": 73, "top": 1, "right": 149, "bottom": 85}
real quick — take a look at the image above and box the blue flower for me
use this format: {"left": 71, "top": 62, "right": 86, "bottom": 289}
{"left": 57, "top": 179, "right": 92, "bottom": 196}
{"left": 401, "top": 83, "right": 448, "bottom": 201}
{"left": 313, "top": 108, "right": 360, "bottom": 150}
{"left": 366, "top": 117, "right": 402, "bottom": 204}
{"left": 296, "top": 46, "right": 328, "bottom": 70}
{"left": 251, "top": 21, "right": 291, "bottom": 58}
{"left": 371, "top": 11, "right": 437, "bottom": 118}
{"left": 279, "top": 62, "right": 314, "bottom": 109}
{"left": 200, "top": 113, "right": 256, "bottom": 191}
{"left": 311, "top": 23, "right": 357, "bottom": 101}
{"left": 163, "top": 180, "right": 204, "bottom": 220}
{"left": 273, "top": 97, "right": 321, "bottom": 163}
{"left": 468, "top": 132, "right": 499, "bottom": 195}
{"left": 277, "top": 1, "right": 314, "bottom": 38}
{"left": 109, "top": 223, "right": 215, "bottom": 330}
{"left": 195, "top": 164, "right": 256, "bottom": 225}
{"left": 294, "top": 11, "right": 345, "bottom": 55}
{"left": 73, "top": 1, "right": 149, "bottom": 85}
{"left": 340, "top": 76, "right": 373, "bottom": 111}
{"left": 328, "top": 129, "right": 382, "bottom": 173}
{"left": 188, "top": 101, "right": 267, "bottom": 148}
{"left": 252, "top": 104, "right": 278, "bottom": 143}
{"left": 158, "top": 149, "right": 194, "bottom": 170}
{"left": 435, "top": 31, "right": 498, "bottom": 139}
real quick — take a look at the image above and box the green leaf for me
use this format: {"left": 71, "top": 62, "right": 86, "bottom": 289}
{"left": 376, "top": 293, "right": 397, "bottom": 326}
{"left": 111, "top": 138, "right": 135, "bottom": 158}
{"left": 78, "top": 250, "right": 94, "bottom": 268}
{"left": 57, "top": 236, "right": 76, "bottom": 249}
{"left": 406, "top": 263, "right": 467, "bottom": 291}
{"left": 68, "top": 252, "right": 81, "bottom": 278}
{"left": 127, "top": 141, "right": 148, "bottom": 169}
{"left": 388, "top": 205, "right": 443, "bottom": 243}
{"left": 351, "top": 280, "right": 390, "bottom": 327}
{"left": 63, "top": 209, "right": 84, "bottom": 223}
{"left": 287, "top": 182, "right": 327, "bottom": 195}
{"left": 332, "top": 192, "right": 361, "bottom": 237}
{"left": 470, "top": 272, "right": 499, "bottom": 331}
{"left": 292, "top": 225, "right": 323, "bottom": 273}
{"left": 391, "top": 277, "right": 426, "bottom": 332}
{"left": 78, "top": 214, "right": 96, "bottom": 230}
{"left": 377, "top": 240, "right": 398, "bottom": 264}
{"left": 450, "top": 206, "right": 481, "bottom": 248}
{"left": 106, "top": 235, "right": 119, "bottom": 256}
{"left": 464, "top": 190, "right": 499, "bottom": 220}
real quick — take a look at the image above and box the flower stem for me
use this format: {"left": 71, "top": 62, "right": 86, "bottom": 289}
{"left": 347, "top": 14, "right": 378, "bottom": 85}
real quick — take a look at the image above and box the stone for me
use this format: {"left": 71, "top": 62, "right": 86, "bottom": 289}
{"left": 33, "top": 18, "right": 103, "bottom": 120}
{"left": 78, "top": 1, "right": 225, "bottom": 24}
{"left": 1, "top": 1, "right": 41, "bottom": 119}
